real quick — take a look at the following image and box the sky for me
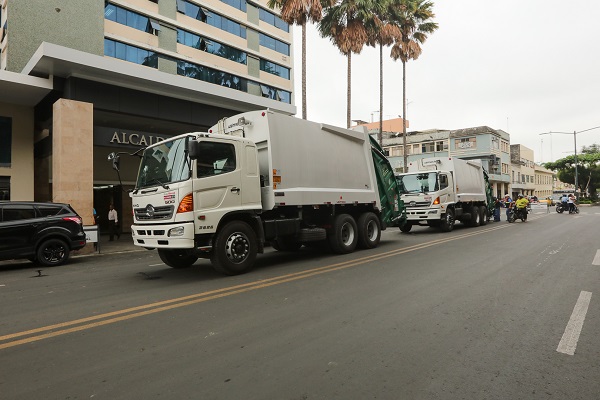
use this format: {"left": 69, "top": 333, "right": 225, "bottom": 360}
{"left": 291, "top": 0, "right": 600, "bottom": 163}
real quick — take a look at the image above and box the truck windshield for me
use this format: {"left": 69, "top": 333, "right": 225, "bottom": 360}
{"left": 136, "top": 136, "right": 191, "bottom": 189}
{"left": 397, "top": 172, "right": 439, "bottom": 194}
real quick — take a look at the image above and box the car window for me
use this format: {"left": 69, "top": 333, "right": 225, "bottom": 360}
{"left": 37, "top": 205, "right": 64, "bottom": 217}
{"left": 2, "top": 205, "right": 36, "bottom": 221}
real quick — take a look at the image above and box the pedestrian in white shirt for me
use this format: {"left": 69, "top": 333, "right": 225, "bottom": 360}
{"left": 108, "top": 204, "right": 119, "bottom": 241}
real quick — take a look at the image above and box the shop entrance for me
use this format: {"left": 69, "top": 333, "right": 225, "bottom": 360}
{"left": 93, "top": 185, "right": 122, "bottom": 234}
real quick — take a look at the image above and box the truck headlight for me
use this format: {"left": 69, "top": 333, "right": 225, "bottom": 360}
{"left": 168, "top": 226, "right": 185, "bottom": 237}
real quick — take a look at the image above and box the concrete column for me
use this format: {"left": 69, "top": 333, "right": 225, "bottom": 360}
{"left": 52, "top": 98, "right": 94, "bottom": 229}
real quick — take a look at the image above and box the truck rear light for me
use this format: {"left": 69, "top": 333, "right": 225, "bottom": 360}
{"left": 177, "top": 193, "right": 194, "bottom": 213}
{"left": 63, "top": 217, "right": 82, "bottom": 224}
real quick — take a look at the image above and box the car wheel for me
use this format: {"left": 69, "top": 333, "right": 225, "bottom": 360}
{"left": 36, "top": 238, "right": 70, "bottom": 267}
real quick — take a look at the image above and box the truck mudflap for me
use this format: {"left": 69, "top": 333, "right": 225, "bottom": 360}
{"left": 369, "top": 137, "right": 406, "bottom": 227}
{"left": 131, "top": 222, "right": 195, "bottom": 249}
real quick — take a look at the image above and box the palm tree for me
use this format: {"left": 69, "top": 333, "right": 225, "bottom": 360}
{"left": 390, "top": 0, "right": 438, "bottom": 171}
{"left": 365, "top": 0, "right": 403, "bottom": 147}
{"left": 319, "top": 0, "right": 381, "bottom": 128}
{"left": 267, "top": 0, "right": 333, "bottom": 120}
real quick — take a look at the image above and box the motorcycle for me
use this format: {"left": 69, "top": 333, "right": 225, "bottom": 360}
{"left": 556, "top": 202, "right": 579, "bottom": 214}
{"left": 507, "top": 206, "right": 527, "bottom": 223}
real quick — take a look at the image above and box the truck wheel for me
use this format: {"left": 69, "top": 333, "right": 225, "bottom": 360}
{"left": 440, "top": 210, "right": 455, "bottom": 232}
{"left": 357, "top": 212, "right": 381, "bottom": 249}
{"left": 211, "top": 221, "right": 257, "bottom": 275}
{"left": 327, "top": 214, "right": 358, "bottom": 254}
{"left": 36, "top": 238, "right": 70, "bottom": 267}
{"left": 480, "top": 206, "right": 488, "bottom": 226}
{"left": 399, "top": 222, "right": 412, "bottom": 233}
{"left": 158, "top": 249, "right": 198, "bottom": 269}
{"left": 470, "top": 206, "right": 481, "bottom": 227}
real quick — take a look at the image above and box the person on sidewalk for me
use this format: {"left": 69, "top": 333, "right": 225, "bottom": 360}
{"left": 108, "top": 204, "right": 119, "bottom": 241}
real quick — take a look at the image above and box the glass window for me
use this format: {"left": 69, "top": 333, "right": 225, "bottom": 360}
{"left": 0, "top": 117, "right": 11, "bottom": 167}
{"left": 196, "top": 142, "right": 237, "bottom": 178}
{"left": 455, "top": 137, "right": 476, "bottom": 150}
{"left": 177, "top": 29, "right": 247, "bottom": 64}
{"left": 104, "top": 39, "right": 158, "bottom": 69}
{"left": 221, "top": 0, "right": 246, "bottom": 12}
{"left": 259, "top": 59, "right": 290, "bottom": 79}
{"left": 37, "top": 205, "right": 63, "bottom": 217}
{"left": 0, "top": 176, "right": 9, "bottom": 200}
{"left": 2, "top": 205, "right": 36, "bottom": 221}
{"left": 104, "top": 4, "right": 152, "bottom": 33}
{"left": 259, "top": 33, "right": 289, "bottom": 56}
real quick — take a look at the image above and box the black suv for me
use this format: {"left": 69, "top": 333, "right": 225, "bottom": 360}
{"left": 0, "top": 201, "right": 86, "bottom": 266}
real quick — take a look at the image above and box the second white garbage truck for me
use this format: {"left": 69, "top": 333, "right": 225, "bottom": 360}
{"left": 395, "top": 157, "right": 494, "bottom": 232}
{"left": 110, "top": 110, "right": 405, "bottom": 275}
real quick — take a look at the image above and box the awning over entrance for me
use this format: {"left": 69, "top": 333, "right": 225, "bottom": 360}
{"left": 0, "top": 70, "right": 52, "bottom": 106}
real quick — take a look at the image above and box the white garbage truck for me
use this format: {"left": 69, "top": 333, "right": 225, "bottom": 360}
{"left": 109, "top": 110, "right": 405, "bottom": 275}
{"left": 395, "top": 157, "right": 494, "bottom": 232}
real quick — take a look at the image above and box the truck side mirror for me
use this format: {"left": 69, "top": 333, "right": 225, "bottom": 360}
{"left": 108, "top": 152, "right": 120, "bottom": 172}
{"left": 187, "top": 141, "right": 199, "bottom": 160}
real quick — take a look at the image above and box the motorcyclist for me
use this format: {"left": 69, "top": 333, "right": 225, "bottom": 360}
{"left": 515, "top": 194, "right": 530, "bottom": 221}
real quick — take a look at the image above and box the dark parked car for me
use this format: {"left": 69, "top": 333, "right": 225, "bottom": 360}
{"left": 0, "top": 201, "right": 86, "bottom": 266}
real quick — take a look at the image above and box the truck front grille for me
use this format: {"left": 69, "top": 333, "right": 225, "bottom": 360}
{"left": 134, "top": 205, "right": 174, "bottom": 221}
{"left": 405, "top": 201, "right": 431, "bottom": 208}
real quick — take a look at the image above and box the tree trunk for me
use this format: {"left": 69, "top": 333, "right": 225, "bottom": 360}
{"left": 402, "top": 60, "right": 408, "bottom": 171}
{"left": 378, "top": 42, "right": 383, "bottom": 148}
{"left": 347, "top": 51, "right": 352, "bottom": 129}
{"left": 302, "top": 20, "right": 307, "bottom": 120}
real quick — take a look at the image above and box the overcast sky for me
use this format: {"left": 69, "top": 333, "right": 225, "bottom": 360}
{"left": 291, "top": 0, "right": 600, "bottom": 163}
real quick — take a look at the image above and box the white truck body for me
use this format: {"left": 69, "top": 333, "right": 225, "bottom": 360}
{"left": 123, "top": 110, "right": 402, "bottom": 275}
{"left": 396, "top": 157, "right": 490, "bottom": 232}
{"left": 210, "top": 110, "right": 381, "bottom": 210}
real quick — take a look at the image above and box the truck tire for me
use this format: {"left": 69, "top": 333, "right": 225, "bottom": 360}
{"left": 480, "top": 206, "right": 488, "bottom": 226}
{"left": 357, "top": 212, "right": 381, "bottom": 249}
{"left": 399, "top": 222, "right": 412, "bottom": 233}
{"left": 440, "top": 209, "right": 455, "bottom": 232}
{"left": 211, "top": 221, "right": 257, "bottom": 275}
{"left": 327, "top": 214, "right": 358, "bottom": 254}
{"left": 36, "top": 238, "right": 70, "bottom": 267}
{"left": 470, "top": 206, "right": 481, "bottom": 227}
{"left": 158, "top": 249, "right": 198, "bottom": 269}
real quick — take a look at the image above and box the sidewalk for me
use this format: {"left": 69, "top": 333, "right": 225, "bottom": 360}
{"left": 92, "top": 233, "right": 142, "bottom": 255}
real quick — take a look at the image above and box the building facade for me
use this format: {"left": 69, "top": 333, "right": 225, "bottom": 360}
{"left": 0, "top": 0, "right": 295, "bottom": 234}
{"left": 534, "top": 165, "right": 554, "bottom": 200}
{"left": 509, "top": 144, "right": 535, "bottom": 198}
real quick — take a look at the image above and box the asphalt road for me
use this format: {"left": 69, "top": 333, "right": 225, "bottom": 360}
{"left": 1, "top": 208, "right": 599, "bottom": 400}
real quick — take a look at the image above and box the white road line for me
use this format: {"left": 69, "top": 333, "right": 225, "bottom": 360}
{"left": 557, "top": 291, "right": 592, "bottom": 355}
{"left": 149, "top": 263, "right": 165, "bottom": 267}
{"left": 593, "top": 250, "right": 600, "bottom": 266}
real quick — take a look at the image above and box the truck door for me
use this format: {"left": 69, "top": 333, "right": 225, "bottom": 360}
{"left": 194, "top": 141, "right": 242, "bottom": 221}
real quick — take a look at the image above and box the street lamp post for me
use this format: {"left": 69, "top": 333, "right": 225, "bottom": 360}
{"left": 539, "top": 125, "right": 600, "bottom": 198}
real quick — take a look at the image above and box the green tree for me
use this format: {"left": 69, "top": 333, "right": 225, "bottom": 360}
{"left": 319, "top": 0, "right": 381, "bottom": 128}
{"left": 267, "top": 0, "right": 332, "bottom": 120}
{"left": 544, "top": 145, "right": 600, "bottom": 200}
{"left": 365, "top": 0, "right": 403, "bottom": 147}
{"left": 390, "top": 0, "right": 438, "bottom": 170}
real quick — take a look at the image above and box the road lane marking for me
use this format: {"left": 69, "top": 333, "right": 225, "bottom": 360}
{"left": 557, "top": 291, "right": 592, "bottom": 355}
{"left": 593, "top": 250, "right": 600, "bottom": 266}
{"left": 0, "top": 214, "right": 549, "bottom": 350}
